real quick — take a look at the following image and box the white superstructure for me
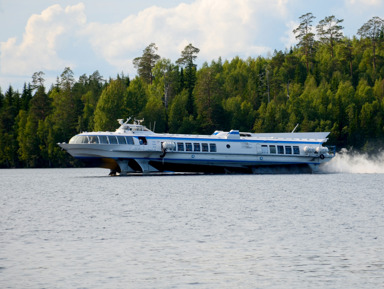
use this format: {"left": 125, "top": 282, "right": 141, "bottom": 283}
{"left": 58, "top": 118, "right": 335, "bottom": 175}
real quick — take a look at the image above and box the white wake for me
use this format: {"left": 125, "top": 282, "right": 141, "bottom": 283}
{"left": 321, "top": 148, "right": 384, "bottom": 174}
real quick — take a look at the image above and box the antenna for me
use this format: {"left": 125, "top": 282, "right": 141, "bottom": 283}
{"left": 291, "top": 123, "right": 299, "bottom": 133}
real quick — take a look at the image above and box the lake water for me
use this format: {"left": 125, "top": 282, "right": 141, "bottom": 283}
{"left": 1, "top": 155, "right": 384, "bottom": 288}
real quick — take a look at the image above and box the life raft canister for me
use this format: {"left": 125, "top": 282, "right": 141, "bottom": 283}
{"left": 160, "top": 142, "right": 176, "bottom": 158}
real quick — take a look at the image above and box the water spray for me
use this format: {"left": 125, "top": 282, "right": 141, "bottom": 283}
{"left": 320, "top": 148, "right": 384, "bottom": 174}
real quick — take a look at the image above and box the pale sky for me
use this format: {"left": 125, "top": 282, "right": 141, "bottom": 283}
{"left": 0, "top": 0, "right": 382, "bottom": 91}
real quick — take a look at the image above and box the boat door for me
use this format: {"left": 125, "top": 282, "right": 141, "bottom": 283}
{"left": 256, "top": 144, "right": 268, "bottom": 155}
{"left": 256, "top": 144, "right": 262, "bottom": 154}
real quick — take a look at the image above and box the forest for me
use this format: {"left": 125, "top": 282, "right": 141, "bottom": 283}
{"left": 1, "top": 13, "right": 384, "bottom": 168}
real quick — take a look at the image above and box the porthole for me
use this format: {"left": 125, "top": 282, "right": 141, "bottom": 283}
{"left": 226, "top": 144, "right": 231, "bottom": 149}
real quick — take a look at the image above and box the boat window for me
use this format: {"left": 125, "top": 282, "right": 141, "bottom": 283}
{"left": 81, "top": 136, "right": 89, "bottom": 144}
{"left": 186, "top": 143, "right": 192, "bottom": 151}
{"left": 293, "top": 146, "right": 300, "bottom": 155}
{"left": 69, "top": 135, "right": 80, "bottom": 144}
{"left": 277, "top": 145, "right": 284, "bottom": 154}
{"left": 108, "top": 136, "right": 118, "bottom": 144}
{"left": 138, "top": 137, "right": 147, "bottom": 145}
{"left": 125, "top": 136, "right": 134, "bottom": 145}
{"left": 261, "top": 145, "right": 268, "bottom": 154}
{"left": 194, "top": 143, "right": 200, "bottom": 152}
{"left": 209, "top": 143, "right": 217, "bottom": 152}
{"left": 177, "top": 142, "right": 184, "bottom": 151}
{"left": 99, "top": 135, "right": 109, "bottom": 144}
{"left": 89, "top": 136, "right": 99, "bottom": 144}
{"left": 285, "top": 146, "right": 292, "bottom": 154}
{"left": 117, "top": 136, "right": 126, "bottom": 144}
{"left": 269, "top": 145, "right": 276, "bottom": 154}
{"left": 202, "top": 143, "right": 208, "bottom": 152}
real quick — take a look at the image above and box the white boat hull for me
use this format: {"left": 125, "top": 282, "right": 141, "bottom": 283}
{"left": 59, "top": 143, "right": 332, "bottom": 174}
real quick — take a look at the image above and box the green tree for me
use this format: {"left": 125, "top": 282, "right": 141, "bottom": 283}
{"left": 194, "top": 65, "right": 225, "bottom": 132}
{"left": 329, "top": 80, "right": 355, "bottom": 147}
{"left": 223, "top": 97, "right": 256, "bottom": 131}
{"left": 76, "top": 71, "right": 105, "bottom": 131}
{"left": 176, "top": 43, "right": 200, "bottom": 66}
{"left": 316, "top": 15, "right": 344, "bottom": 58}
{"left": 338, "top": 38, "right": 354, "bottom": 78}
{"left": 1, "top": 86, "right": 19, "bottom": 131}
{"left": 31, "top": 71, "right": 45, "bottom": 89}
{"left": 37, "top": 118, "right": 52, "bottom": 167}
{"left": 373, "top": 78, "right": 384, "bottom": 99}
{"left": 0, "top": 86, "right": 20, "bottom": 167}
{"left": 0, "top": 130, "right": 18, "bottom": 167}
{"left": 142, "top": 96, "right": 166, "bottom": 132}
{"left": 17, "top": 111, "right": 40, "bottom": 167}
{"left": 151, "top": 59, "right": 181, "bottom": 110}
{"left": 293, "top": 12, "right": 316, "bottom": 72}
{"left": 133, "top": 43, "right": 160, "bottom": 84}
{"left": 125, "top": 77, "right": 148, "bottom": 117}
{"left": 359, "top": 100, "right": 382, "bottom": 140}
{"left": 94, "top": 78, "right": 127, "bottom": 131}
{"left": 253, "top": 101, "right": 280, "bottom": 132}
{"left": 29, "top": 86, "right": 51, "bottom": 120}
{"left": 14, "top": 80, "right": 50, "bottom": 168}
{"left": 357, "top": 16, "right": 384, "bottom": 73}
{"left": 222, "top": 57, "right": 249, "bottom": 100}
{"left": 59, "top": 67, "right": 75, "bottom": 90}
{"left": 168, "top": 91, "right": 188, "bottom": 133}
{"left": 177, "top": 43, "right": 200, "bottom": 115}
{"left": 20, "top": 83, "right": 32, "bottom": 111}
{"left": 51, "top": 68, "right": 81, "bottom": 140}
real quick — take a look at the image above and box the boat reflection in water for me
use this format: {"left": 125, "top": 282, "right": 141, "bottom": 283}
{"left": 58, "top": 118, "right": 335, "bottom": 175}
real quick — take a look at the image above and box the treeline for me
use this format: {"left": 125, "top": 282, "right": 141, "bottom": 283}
{"left": 1, "top": 14, "right": 384, "bottom": 168}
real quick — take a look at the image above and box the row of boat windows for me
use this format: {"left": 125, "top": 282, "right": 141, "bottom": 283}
{"left": 69, "top": 135, "right": 135, "bottom": 145}
{"left": 176, "top": 143, "right": 300, "bottom": 154}
{"left": 68, "top": 135, "right": 219, "bottom": 152}
{"left": 262, "top": 145, "right": 300, "bottom": 155}
{"left": 68, "top": 135, "right": 219, "bottom": 153}
{"left": 176, "top": 142, "right": 217, "bottom": 152}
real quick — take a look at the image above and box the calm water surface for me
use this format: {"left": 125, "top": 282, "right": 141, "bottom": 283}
{"left": 1, "top": 168, "right": 384, "bottom": 288}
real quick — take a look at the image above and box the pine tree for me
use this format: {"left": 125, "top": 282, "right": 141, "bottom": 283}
{"left": 133, "top": 43, "right": 161, "bottom": 84}
{"left": 176, "top": 43, "right": 200, "bottom": 115}
{"left": 293, "top": 13, "right": 316, "bottom": 73}
{"left": 316, "top": 15, "right": 344, "bottom": 58}
{"left": 357, "top": 16, "right": 384, "bottom": 73}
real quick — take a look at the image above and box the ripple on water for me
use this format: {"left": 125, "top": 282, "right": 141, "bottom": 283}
{"left": 0, "top": 169, "right": 384, "bottom": 288}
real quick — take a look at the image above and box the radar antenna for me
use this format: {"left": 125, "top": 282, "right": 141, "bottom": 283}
{"left": 134, "top": 118, "right": 144, "bottom": 125}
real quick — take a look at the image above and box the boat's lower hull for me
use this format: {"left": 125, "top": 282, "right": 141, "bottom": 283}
{"left": 149, "top": 160, "right": 313, "bottom": 174}
{"left": 73, "top": 155, "right": 321, "bottom": 175}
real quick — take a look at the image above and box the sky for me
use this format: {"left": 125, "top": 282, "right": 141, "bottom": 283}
{"left": 0, "top": 0, "right": 383, "bottom": 91}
